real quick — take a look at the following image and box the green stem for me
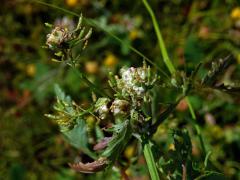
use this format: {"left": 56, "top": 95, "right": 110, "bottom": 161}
{"left": 142, "top": 0, "right": 206, "bottom": 156}
{"left": 32, "top": 0, "right": 170, "bottom": 80}
{"left": 71, "top": 66, "right": 110, "bottom": 98}
{"left": 186, "top": 97, "right": 197, "bottom": 120}
{"left": 186, "top": 97, "right": 207, "bottom": 156}
{"left": 142, "top": 0, "right": 175, "bottom": 74}
{"left": 143, "top": 140, "right": 160, "bottom": 180}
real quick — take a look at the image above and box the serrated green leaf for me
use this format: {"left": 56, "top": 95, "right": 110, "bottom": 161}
{"left": 54, "top": 84, "right": 67, "bottom": 102}
{"left": 101, "top": 120, "right": 132, "bottom": 164}
{"left": 95, "top": 125, "right": 104, "bottom": 141}
{"left": 64, "top": 119, "right": 96, "bottom": 159}
{"left": 172, "top": 129, "right": 192, "bottom": 163}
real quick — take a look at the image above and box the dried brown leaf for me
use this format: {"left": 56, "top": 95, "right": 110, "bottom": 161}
{"left": 69, "top": 157, "right": 108, "bottom": 173}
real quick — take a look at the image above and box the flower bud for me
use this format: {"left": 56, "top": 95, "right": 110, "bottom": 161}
{"left": 110, "top": 99, "right": 129, "bottom": 117}
{"left": 95, "top": 98, "right": 110, "bottom": 120}
{"left": 46, "top": 27, "right": 71, "bottom": 49}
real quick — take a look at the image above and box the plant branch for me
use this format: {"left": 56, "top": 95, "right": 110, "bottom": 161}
{"left": 71, "top": 67, "right": 110, "bottom": 98}
{"left": 143, "top": 140, "right": 160, "bottom": 180}
{"left": 142, "top": 0, "right": 175, "bottom": 74}
{"left": 32, "top": 0, "right": 170, "bottom": 80}
{"left": 142, "top": 0, "right": 206, "bottom": 156}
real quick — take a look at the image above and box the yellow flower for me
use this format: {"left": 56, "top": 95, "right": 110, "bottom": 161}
{"left": 26, "top": 64, "right": 36, "bottom": 77}
{"left": 211, "top": 125, "right": 223, "bottom": 139}
{"left": 129, "top": 29, "right": 140, "bottom": 40}
{"left": 168, "top": 143, "right": 175, "bottom": 151}
{"left": 231, "top": 7, "right": 240, "bottom": 19}
{"left": 124, "top": 145, "right": 135, "bottom": 159}
{"left": 85, "top": 61, "right": 98, "bottom": 74}
{"left": 198, "top": 26, "right": 210, "bottom": 39}
{"left": 103, "top": 53, "right": 118, "bottom": 67}
{"left": 66, "top": 0, "right": 78, "bottom": 7}
{"left": 125, "top": 168, "right": 132, "bottom": 177}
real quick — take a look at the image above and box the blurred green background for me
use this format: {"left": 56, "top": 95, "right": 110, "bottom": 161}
{"left": 0, "top": 0, "right": 240, "bottom": 179}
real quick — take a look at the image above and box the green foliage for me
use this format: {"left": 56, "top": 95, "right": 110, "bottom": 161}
{"left": 202, "top": 56, "right": 232, "bottom": 86}
{"left": 195, "top": 172, "right": 226, "bottom": 180}
{"left": 45, "top": 84, "right": 78, "bottom": 132}
{"left": 172, "top": 129, "right": 192, "bottom": 163}
{"left": 1, "top": 0, "right": 240, "bottom": 179}
{"left": 46, "top": 85, "right": 96, "bottom": 158}
{"left": 64, "top": 119, "right": 96, "bottom": 159}
{"left": 157, "top": 129, "right": 193, "bottom": 179}
{"left": 44, "top": 9, "right": 239, "bottom": 180}
{"left": 156, "top": 129, "right": 227, "bottom": 180}
{"left": 101, "top": 121, "right": 132, "bottom": 163}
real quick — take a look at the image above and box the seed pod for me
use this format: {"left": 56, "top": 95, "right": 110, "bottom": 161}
{"left": 46, "top": 27, "right": 72, "bottom": 49}
{"left": 110, "top": 99, "right": 130, "bottom": 118}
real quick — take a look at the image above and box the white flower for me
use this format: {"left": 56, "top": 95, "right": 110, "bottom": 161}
{"left": 121, "top": 67, "right": 134, "bottom": 85}
{"left": 118, "top": 66, "right": 148, "bottom": 97}
{"left": 95, "top": 98, "right": 110, "bottom": 119}
{"left": 133, "top": 86, "right": 145, "bottom": 95}
{"left": 137, "top": 68, "right": 147, "bottom": 81}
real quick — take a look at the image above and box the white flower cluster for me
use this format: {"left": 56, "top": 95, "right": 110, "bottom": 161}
{"left": 116, "top": 66, "right": 150, "bottom": 98}
{"left": 95, "top": 64, "right": 155, "bottom": 121}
